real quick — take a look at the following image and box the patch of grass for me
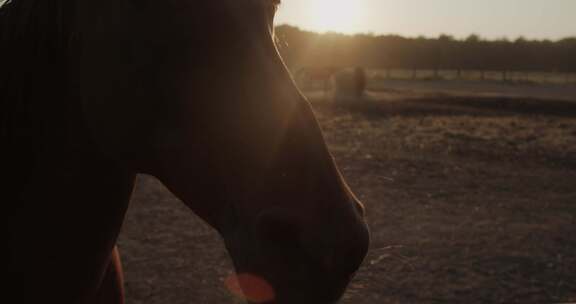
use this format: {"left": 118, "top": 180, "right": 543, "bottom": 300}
{"left": 309, "top": 93, "right": 576, "bottom": 304}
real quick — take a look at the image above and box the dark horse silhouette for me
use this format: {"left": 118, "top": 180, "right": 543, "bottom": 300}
{"left": 2, "top": 0, "right": 370, "bottom": 303}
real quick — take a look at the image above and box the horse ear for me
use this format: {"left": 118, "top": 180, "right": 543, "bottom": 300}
{"left": 255, "top": 210, "right": 302, "bottom": 250}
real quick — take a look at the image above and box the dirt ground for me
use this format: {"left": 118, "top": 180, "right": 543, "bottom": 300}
{"left": 118, "top": 89, "right": 576, "bottom": 304}
{"left": 368, "top": 79, "right": 576, "bottom": 102}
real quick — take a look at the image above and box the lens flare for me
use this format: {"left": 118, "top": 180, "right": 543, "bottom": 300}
{"left": 225, "top": 273, "right": 275, "bottom": 303}
{"left": 304, "top": 0, "right": 366, "bottom": 33}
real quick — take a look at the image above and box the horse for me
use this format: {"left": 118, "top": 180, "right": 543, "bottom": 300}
{"left": 2, "top": 0, "right": 370, "bottom": 303}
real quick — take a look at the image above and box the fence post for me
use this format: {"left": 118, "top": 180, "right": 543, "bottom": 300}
{"left": 323, "top": 78, "right": 329, "bottom": 102}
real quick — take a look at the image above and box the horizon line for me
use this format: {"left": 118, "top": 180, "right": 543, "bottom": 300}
{"left": 275, "top": 23, "right": 576, "bottom": 42}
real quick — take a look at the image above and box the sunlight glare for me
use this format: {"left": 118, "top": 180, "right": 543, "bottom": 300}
{"left": 304, "top": 0, "right": 366, "bottom": 33}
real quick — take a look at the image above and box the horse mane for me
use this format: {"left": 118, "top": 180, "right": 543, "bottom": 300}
{"left": 1, "top": 0, "right": 79, "bottom": 144}
{"left": 1, "top": 0, "right": 82, "bottom": 181}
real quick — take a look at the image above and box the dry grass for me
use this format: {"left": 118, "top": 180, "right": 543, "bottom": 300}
{"left": 119, "top": 91, "right": 576, "bottom": 304}
{"left": 312, "top": 94, "right": 576, "bottom": 304}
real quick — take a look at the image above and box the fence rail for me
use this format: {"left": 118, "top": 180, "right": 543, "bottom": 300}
{"left": 368, "top": 69, "right": 576, "bottom": 85}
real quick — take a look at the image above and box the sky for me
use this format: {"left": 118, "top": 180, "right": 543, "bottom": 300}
{"left": 1, "top": 0, "right": 573, "bottom": 40}
{"left": 275, "top": 0, "right": 576, "bottom": 40}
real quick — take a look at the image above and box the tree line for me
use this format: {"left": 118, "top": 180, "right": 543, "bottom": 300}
{"left": 275, "top": 25, "right": 576, "bottom": 73}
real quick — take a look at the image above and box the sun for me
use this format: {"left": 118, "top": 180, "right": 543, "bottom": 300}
{"left": 303, "top": 0, "right": 366, "bottom": 33}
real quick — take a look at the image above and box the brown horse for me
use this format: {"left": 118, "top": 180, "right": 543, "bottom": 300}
{"left": 3, "top": 0, "right": 370, "bottom": 303}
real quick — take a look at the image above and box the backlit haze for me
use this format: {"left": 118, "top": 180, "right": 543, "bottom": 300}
{"left": 275, "top": 0, "right": 576, "bottom": 40}
{"left": 0, "top": 0, "right": 574, "bottom": 40}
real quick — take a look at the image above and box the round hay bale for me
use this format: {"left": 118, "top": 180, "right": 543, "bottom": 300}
{"left": 331, "top": 67, "right": 367, "bottom": 103}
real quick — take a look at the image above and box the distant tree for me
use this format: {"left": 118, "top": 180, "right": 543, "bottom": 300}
{"left": 274, "top": 25, "right": 576, "bottom": 74}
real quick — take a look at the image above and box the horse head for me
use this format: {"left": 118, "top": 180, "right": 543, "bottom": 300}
{"left": 77, "top": 0, "right": 370, "bottom": 302}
